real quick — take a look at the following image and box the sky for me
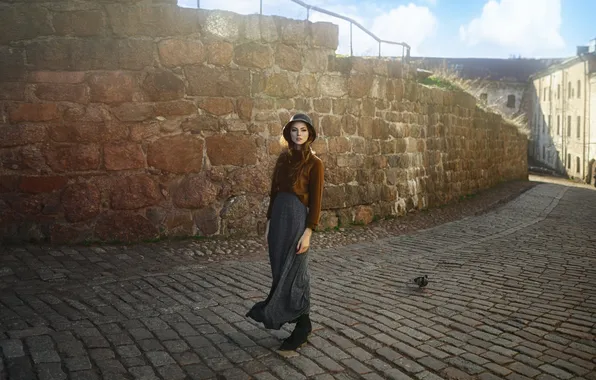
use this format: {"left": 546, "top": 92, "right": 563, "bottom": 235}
{"left": 178, "top": 0, "right": 595, "bottom": 59}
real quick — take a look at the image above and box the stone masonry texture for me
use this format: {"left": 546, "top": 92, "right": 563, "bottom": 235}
{"left": 0, "top": 183, "right": 594, "bottom": 379}
{"left": 0, "top": 0, "right": 528, "bottom": 243}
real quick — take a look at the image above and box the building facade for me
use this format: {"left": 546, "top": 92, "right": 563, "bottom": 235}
{"left": 529, "top": 43, "right": 596, "bottom": 182}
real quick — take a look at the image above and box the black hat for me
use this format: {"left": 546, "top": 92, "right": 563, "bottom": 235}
{"left": 282, "top": 113, "right": 316, "bottom": 142}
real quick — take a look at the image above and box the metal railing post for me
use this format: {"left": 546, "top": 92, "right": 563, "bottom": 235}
{"left": 260, "top": 0, "right": 263, "bottom": 14}
{"left": 197, "top": 0, "right": 200, "bottom": 8}
{"left": 378, "top": 41, "right": 381, "bottom": 58}
{"left": 350, "top": 22, "right": 353, "bottom": 56}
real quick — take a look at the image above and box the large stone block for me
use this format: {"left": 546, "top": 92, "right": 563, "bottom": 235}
{"left": 158, "top": 39, "right": 204, "bottom": 67}
{"left": 95, "top": 212, "right": 158, "bottom": 242}
{"left": 173, "top": 174, "right": 219, "bottom": 209}
{"left": 34, "top": 83, "right": 89, "bottom": 103}
{"left": 228, "top": 166, "right": 269, "bottom": 194}
{"left": 61, "top": 183, "right": 101, "bottom": 222}
{"left": 52, "top": 10, "right": 106, "bottom": 36}
{"left": 275, "top": 44, "right": 302, "bottom": 72}
{"left": 104, "top": 143, "right": 145, "bottom": 171}
{"left": 193, "top": 206, "right": 219, "bottom": 236}
{"left": 310, "top": 22, "right": 338, "bottom": 49}
{"left": 147, "top": 135, "right": 203, "bottom": 173}
{"left": 154, "top": 100, "right": 196, "bottom": 117}
{"left": 106, "top": 4, "right": 199, "bottom": 37}
{"left": 319, "top": 75, "right": 347, "bottom": 97}
{"left": 341, "top": 114, "right": 358, "bottom": 135}
{"left": 88, "top": 71, "right": 135, "bottom": 103}
{"left": 181, "top": 114, "right": 221, "bottom": 133}
{"left": 45, "top": 144, "right": 101, "bottom": 172}
{"left": 234, "top": 42, "right": 274, "bottom": 69}
{"left": 348, "top": 74, "right": 373, "bottom": 98}
{"left": 0, "top": 124, "right": 47, "bottom": 148}
{"left": 0, "top": 5, "right": 53, "bottom": 44}
{"left": 320, "top": 115, "right": 341, "bottom": 137}
{"left": 111, "top": 103, "right": 154, "bottom": 122}
{"left": 206, "top": 135, "right": 257, "bottom": 166}
{"left": 264, "top": 72, "right": 298, "bottom": 98}
{"left": 28, "top": 71, "right": 86, "bottom": 84}
{"left": 236, "top": 98, "right": 253, "bottom": 121}
{"left": 9, "top": 103, "right": 61, "bottom": 123}
{"left": 204, "top": 10, "right": 242, "bottom": 41}
{"left": 185, "top": 65, "right": 251, "bottom": 97}
{"left": 117, "top": 39, "right": 156, "bottom": 70}
{"left": 198, "top": 97, "right": 234, "bottom": 116}
{"left": 0, "top": 83, "right": 25, "bottom": 101}
{"left": 303, "top": 50, "right": 329, "bottom": 73}
{"left": 0, "top": 46, "right": 26, "bottom": 81}
{"left": 206, "top": 41, "right": 233, "bottom": 66}
{"left": 280, "top": 19, "right": 306, "bottom": 45}
{"left": 110, "top": 175, "right": 161, "bottom": 209}
{"left": 48, "top": 123, "right": 128, "bottom": 143}
{"left": 295, "top": 75, "right": 316, "bottom": 97}
{"left": 142, "top": 69, "right": 185, "bottom": 101}
{"left": 26, "top": 39, "right": 119, "bottom": 70}
{"left": 19, "top": 176, "right": 68, "bottom": 194}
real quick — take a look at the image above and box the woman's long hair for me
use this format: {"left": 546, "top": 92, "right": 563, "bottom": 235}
{"left": 280, "top": 123, "right": 315, "bottom": 185}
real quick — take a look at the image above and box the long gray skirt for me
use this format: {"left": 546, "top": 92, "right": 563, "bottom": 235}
{"left": 246, "top": 192, "right": 311, "bottom": 330}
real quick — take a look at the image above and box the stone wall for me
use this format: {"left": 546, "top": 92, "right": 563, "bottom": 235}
{"left": 0, "top": 0, "right": 528, "bottom": 244}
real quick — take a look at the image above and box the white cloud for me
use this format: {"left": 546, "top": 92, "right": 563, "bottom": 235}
{"left": 418, "top": 0, "right": 437, "bottom": 5}
{"left": 459, "top": 0, "right": 565, "bottom": 55}
{"left": 177, "top": 0, "right": 437, "bottom": 57}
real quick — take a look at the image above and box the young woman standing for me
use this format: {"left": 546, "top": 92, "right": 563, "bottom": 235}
{"left": 246, "top": 113, "right": 324, "bottom": 351}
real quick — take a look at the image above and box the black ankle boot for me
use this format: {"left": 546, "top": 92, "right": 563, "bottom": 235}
{"left": 279, "top": 314, "right": 311, "bottom": 351}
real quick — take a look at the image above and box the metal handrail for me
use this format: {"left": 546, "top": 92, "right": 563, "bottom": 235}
{"left": 196, "top": 0, "right": 411, "bottom": 61}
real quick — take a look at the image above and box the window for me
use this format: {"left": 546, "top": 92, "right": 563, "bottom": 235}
{"left": 507, "top": 95, "right": 515, "bottom": 108}
{"left": 549, "top": 88, "right": 552, "bottom": 101}
{"left": 543, "top": 88, "right": 547, "bottom": 101}
{"left": 480, "top": 93, "right": 487, "bottom": 102}
{"left": 567, "top": 116, "right": 571, "bottom": 136}
{"left": 577, "top": 80, "right": 581, "bottom": 98}
{"left": 577, "top": 116, "right": 581, "bottom": 138}
{"left": 567, "top": 154, "right": 571, "bottom": 169}
{"left": 557, "top": 115, "right": 560, "bottom": 135}
{"left": 568, "top": 82, "right": 572, "bottom": 98}
{"left": 576, "top": 157, "right": 581, "bottom": 173}
{"left": 548, "top": 115, "right": 551, "bottom": 134}
{"left": 557, "top": 84, "right": 561, "bottom": 99}
{"left": 542, "top": 115, "right": 546, "bottom": 133}
{"left": 542, "top": 146, "right": 545, "bottom": 159}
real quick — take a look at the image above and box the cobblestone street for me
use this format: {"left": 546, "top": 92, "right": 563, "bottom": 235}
{"left": 1, "top": 182, "right": 595, "bottom": 380}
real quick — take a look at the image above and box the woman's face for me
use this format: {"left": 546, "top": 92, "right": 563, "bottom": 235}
{"left": 290, "top": 121, "right": 310, "bottom": 146}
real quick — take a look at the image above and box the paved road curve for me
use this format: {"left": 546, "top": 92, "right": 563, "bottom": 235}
{"left": 0, "top": 183, "right": 595, "bottom": 380}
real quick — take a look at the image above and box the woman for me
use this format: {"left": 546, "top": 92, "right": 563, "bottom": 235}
{"left": 246, "top": 113, "right": 324, "bottom": 351}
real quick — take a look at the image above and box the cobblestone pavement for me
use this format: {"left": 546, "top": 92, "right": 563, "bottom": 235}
{"left": 1, "top": 182, "right": 595, "bottom": 380}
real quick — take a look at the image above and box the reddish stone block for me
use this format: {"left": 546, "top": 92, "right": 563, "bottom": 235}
{"left": 154, "top": 100, "right": 197, "bottom": 116}
{"left": 184, "top": 65, "right": 250, "bottom": 97}
{"left": 111, "top": 103, "right": 154, "bottom": 122}
{"left": 48, "top": 123, "right": 128, "bottom": 144}
{"left": 88, "top": 71, "right": 135, "bottom": 103}
{"left": 19, "top": 176, "right": 68, "bottom": 194}
{"left": 61, "top": 183, "right": 101, "bottom": 222}
{"left": 9, "top": 103, "right": 60, "bottom": 123}
{"left": 206, "top": 135, "right": 257, "bottom": 166}
{"left": 117, "top": 39, "right": 156, "bottom": 70}
{"left": 206, "top": 41, "right": 233, "bottom": 66}
{"left": 94, "top": 212, "right": 158, "bottom": 242}
{"left": 45, "top": 144, "right": 101, "bottom": 172}
{"left": 173, "top": 174, "right": 219, "bottom": 209}
{"left": 158, "top": 39, "right": 205, "bottom": 67}
{"left": 147, "top": 135, "right": 203, "bottom": 174}
{"left": 104, "top": 143, "right": 145, "bottom": 171}
{"left": 233, "top": 42, "right": 274, "bottom": 69}
{"left": 35, "top": 83, "right": 89, "bottom": 103}
{"left": 198, "top": 97, "right": 234, "bottom": 116}
{"left": 142, "top": 69, "right": 185, "bottom": 101}
{"left": 236, "top": 98, "right": 253, "bottom": 121}
{"left": 0, "top": 124, "right": 47, "bottom": 148}
{"left": 110, "top": 175, "right": 161, "bottom": 210}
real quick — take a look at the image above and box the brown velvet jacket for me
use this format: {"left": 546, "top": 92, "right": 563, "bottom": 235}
{"left": 266, "top": 150, "right": 324, "bottom": 230}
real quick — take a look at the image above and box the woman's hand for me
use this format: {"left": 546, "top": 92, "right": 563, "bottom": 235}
{"left": 296, "top": 228, "right": 312, "bottom": 254}
{"left": 264, "top": 220, "right": 270, "bottom": 247}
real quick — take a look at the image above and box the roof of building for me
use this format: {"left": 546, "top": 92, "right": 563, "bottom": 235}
{"left": 529, "top": 53, "right": 596, "bottom": 79}
{"left": 410, "top": 57, "right": 564, "bottom": 82}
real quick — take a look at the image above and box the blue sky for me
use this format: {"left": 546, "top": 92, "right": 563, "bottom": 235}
{"left": 179, "top": 0, "right": 595, "bottom": 59}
